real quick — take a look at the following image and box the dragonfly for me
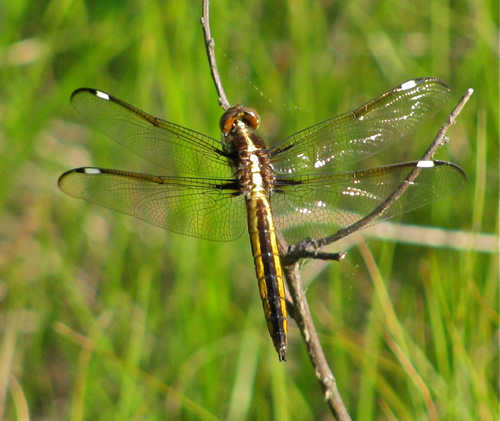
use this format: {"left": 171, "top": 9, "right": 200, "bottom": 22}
{"left": 59, "top": 77, "right": 466, "bottom": 361}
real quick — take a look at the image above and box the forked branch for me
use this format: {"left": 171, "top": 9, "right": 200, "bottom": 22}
{"left": 199, "top": 1, "right": 472, "bottom": 420}
{"left": 200, "top": 0, "right": 352, "bottom": 419}
{"left": 282, "top": 88, "right": 472, "bottom": 420}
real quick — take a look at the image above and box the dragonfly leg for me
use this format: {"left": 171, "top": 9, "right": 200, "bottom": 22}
{"left": 285, "top": 238, "right": 347, "bottom": 263}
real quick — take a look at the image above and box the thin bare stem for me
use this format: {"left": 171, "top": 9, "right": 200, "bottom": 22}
{"left": 199, "top": 1, "right": 351, "bottom": 418}
{"left": 283, "top": 262, "right": 352, "bottom": 421}
{"left": 201, "top": 0, "right": 231, "bottom": 110}
{"left": 281, "top": 88, "right": 473, "bottom": 420}
{"left": 202, "top": 1, "right": 473, "bottom": 419}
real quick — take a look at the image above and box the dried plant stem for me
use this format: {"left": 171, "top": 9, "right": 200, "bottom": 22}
{"left": 199, "top": 2, "right": 473, "bottom": 421}
{"left": 201, "top": 1, "right": 231, "bottom": 110}
{"left": 283, "top": 262, "right": 352, "bottom": 420}
{"left": 200, "top": 1, "right": 351, "bottom": 419}
{"left": 282, "top": 88, "right": 472, "bottom": 419}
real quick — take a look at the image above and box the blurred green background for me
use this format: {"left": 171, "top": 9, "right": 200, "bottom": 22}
{"left": 0, "top": 0, "right": 497, "bottom": 420}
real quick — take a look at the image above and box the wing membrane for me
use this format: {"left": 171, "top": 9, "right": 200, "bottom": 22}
{"left": 63, "top": 81, "right": 464, "bottom": 245}
{"left": 270, "top": 78, "right": 450, "bottom": 174}
{"left": 58, "top": 167, "right": 246, "bottom": 241}
{"left": 71, "top": 89, "right": 235, "bottom": 178}
{"left": 271, "top": 160, "right": 466, "bottom": 243}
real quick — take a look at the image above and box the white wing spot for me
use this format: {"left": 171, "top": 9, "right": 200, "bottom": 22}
{"left": 401, "top": 80, "right": 418, "bottom": 90}
{"left": 417, "top": 160, "right": 435, "bottom": 168}
{"left": 96, "top": 90, "right": 110, "bottom": 100}
{"left": 84, "top": 168, "right": 102, "bottom": 174}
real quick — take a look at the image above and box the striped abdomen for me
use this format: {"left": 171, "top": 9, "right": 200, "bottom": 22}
{"left": 246, "top": 194, "right": 288, "bottom": 361}
{"left": 219, "top": 104, "right": 288, "bottom": 361}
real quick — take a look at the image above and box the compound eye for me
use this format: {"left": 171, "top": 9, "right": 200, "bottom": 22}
{"left": 241, "top": 107, "right": 260, "bottom": 130}
{"left": 219, "top": 105, "right": 261, "bottom": 134}
{"left": 219, "top": 106, "right": 240, "bottom": 134}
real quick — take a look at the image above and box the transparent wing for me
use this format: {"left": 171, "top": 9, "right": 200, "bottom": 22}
{"left": 271, "top": 160, "right": 466, "bottom": 243}
{"left": 270, "top": 78, "right": 451, "bottom": 174}
{"left": 71, "top": 88, "right": 235, "bottom": 177}
{"left": 58, "top": 167, "right": 246, "bottom": 241}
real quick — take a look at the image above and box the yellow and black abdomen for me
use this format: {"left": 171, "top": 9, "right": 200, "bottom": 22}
{"left": 219, "top": 105, "right": 288, "bottom": 361}
{"left": 246, "top": 193, "right": 288, "bottom": 361}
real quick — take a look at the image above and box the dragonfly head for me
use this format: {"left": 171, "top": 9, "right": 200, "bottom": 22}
{"left": 220, "top": 105, "right": 260, "bottom": 136}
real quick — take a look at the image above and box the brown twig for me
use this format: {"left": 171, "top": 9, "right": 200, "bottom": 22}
{"left": 201, "top": 0, "right": 231, "bottom": 110}
{"left": 287, "top": 87, "right": 474, "bottom": 258}
{"left": 199, "top": 1, "right": 351, "bottom": 418}
{"left": 200, "top": 1, "right": 473, "bottom": 419}
{"left": 283, "top": 262, "right": 352, "bottom": 420}
{"left": 281, "top": 87, "right": 472, "bottom": 420}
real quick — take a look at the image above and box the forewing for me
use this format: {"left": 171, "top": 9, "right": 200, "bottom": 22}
{"left": 271, "top": 161, "right": 466, "bottom": 244}
{"left": 71, "top": 89, "right": 234, "bottom": 178}
{"left": 270, "top": 78, "right": 451, "bottom": 174}
{"left": 58, "top": 168, "right": 246, "bottom": 241}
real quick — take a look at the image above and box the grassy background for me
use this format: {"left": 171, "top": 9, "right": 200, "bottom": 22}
{"left": 0, "top": 0, "right": 498, "bottom": 420}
